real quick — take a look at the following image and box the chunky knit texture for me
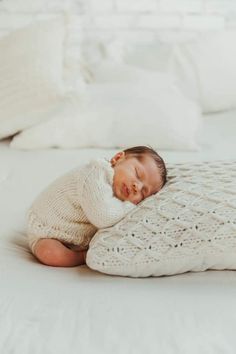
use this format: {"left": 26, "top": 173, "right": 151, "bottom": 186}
{"left": 27, "top": 158, "right": 135, "bottom": 253}
{"left": 86, "top": 160, "right": 236, "bottom": 277}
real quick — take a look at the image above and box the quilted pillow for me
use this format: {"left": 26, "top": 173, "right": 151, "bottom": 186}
{"left": 86, "top": 161, "right": 236, "bottom": 277}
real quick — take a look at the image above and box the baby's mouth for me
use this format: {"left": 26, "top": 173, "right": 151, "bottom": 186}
{"left": 122, "top": 183, "right": 130, "bottom": 198}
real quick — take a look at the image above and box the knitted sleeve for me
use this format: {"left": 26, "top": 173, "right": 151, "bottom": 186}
{"left": 78, "top": 160, "right": 135, "bottom": 229}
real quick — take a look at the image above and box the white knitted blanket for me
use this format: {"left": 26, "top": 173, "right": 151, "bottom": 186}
{"left": 86, "top": 160, "right": 236, "bottom": 277}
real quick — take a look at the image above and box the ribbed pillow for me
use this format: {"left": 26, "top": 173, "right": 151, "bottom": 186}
{"left": 0, "top": 17, "right": 65, "bottom": 139}
{"left": 86, "top": 161, "right": 236, "bottom": 277}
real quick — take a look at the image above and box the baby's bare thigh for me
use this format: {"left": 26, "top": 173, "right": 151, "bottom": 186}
{"left": 34, "top": 238, "right": 63, "bottom": 261}
{"left": 34, "top": 238, "right": 86, "bottom": 267}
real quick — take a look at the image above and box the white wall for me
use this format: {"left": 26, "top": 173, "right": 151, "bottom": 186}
{"left": 1, "top": 0, "right": 236, "bottom": 62}
{"left": 1, "top": 1, "right": 236, "bottom": 35}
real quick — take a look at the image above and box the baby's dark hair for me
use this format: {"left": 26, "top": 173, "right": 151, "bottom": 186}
{"left": 123, "top": 145, "right": 167, "bottom": 188}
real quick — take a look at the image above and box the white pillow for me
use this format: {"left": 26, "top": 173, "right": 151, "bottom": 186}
{"left": 168, "top": 30, "right": 236, "bottom": 113}
{"left": 0, "top": 17, "right": 65, "bottom": 139}
{"left": 10, "top": 67, "right": 202, "bottom": 150}
{"left": 86, "top": 160, "right": 236, "bottom": 277}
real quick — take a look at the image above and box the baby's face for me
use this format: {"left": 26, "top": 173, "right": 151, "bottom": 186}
{"left": 111, "top": 152, "right": 162, "bottom": 205}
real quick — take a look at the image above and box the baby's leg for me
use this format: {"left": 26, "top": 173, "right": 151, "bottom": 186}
{"left": 34, "top": 239, "right": 87, "bottom": 267}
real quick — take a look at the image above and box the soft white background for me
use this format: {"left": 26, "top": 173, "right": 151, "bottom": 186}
{"left": 1, "top": 4, "right": 236, "bottom": 354}
{"left": 1, "top": 0, "right": 236, "bottom": 61}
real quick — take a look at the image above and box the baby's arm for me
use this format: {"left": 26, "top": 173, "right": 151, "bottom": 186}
{"left": 78, "top": 162, "right": 135, "bottom": 229}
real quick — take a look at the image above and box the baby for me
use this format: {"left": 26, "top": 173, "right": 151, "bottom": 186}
{"left": 27, "top": 146, "right": 167, "bottom": 267}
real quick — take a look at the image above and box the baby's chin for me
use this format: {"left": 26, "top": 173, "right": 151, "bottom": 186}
{"left": 119, "top": 193, "right": 138, "bottom": 205}
{"left": 116, "top": 191, "right": 127, "bottom": 202}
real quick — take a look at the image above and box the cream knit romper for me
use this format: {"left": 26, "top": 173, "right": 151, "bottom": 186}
{"left": 27, "top": 158, "right": 135, "bottom": 254}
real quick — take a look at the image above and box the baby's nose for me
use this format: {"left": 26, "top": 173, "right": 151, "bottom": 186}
{"left": 132, "top": 181, "right": 142, "bottom": 193}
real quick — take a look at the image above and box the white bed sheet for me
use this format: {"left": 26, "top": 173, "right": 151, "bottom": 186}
{"left": 0, "top": 109, "right": 236, "bottom": 354}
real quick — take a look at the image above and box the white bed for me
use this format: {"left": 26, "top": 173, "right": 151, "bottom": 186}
{"left": 1, "top": 109, "right": 236, "bottom": 354}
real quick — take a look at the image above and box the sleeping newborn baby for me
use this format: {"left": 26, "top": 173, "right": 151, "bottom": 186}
{"left": 27, "top": 146, "right": 167, "bottom": 267}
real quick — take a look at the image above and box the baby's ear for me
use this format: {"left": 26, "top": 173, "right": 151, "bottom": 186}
{"left": 111, "top": 151, "right": 125, "bottom": 166}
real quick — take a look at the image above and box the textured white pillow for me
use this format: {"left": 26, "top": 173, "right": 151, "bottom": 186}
{"left": 10, "top": 65, "right": 202, "bottom": 150}
{"left": 0, "top": 17, "right": 65, "bottom": 139}
{"left": 86, "top": 161, "right": 236, "bottom": 278}
{"left": 169, "top": 30, "right": 236, "bottom": 113}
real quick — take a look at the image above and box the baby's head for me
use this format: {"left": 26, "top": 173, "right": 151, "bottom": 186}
{"left": 111, "top": 145, "right": 167, "bottom": 205}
